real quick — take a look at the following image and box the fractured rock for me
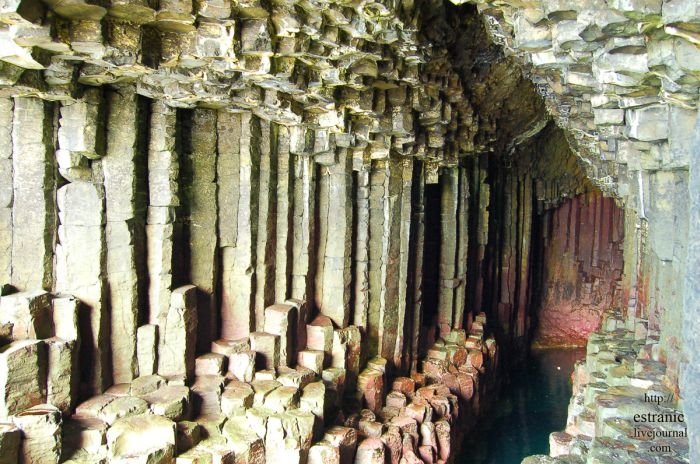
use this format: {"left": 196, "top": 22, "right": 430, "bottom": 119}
{"left": 13, "top": 404, "right": 62, "bottom": 464}
{"left": 0, "top": 339, "right": 45, "bottom": 419}
{"left": 107, "top": 414, "right": 176, "bottom": 462}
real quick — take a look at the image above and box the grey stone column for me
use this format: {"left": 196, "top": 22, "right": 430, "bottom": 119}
{"left": 681, "top": 108, "right": 700, "bottom": 463}
{"left": 290, "top": 148, "right": 316, "bottom": 304}
{"left": 103, "top": 87, "right": 145, "bottom": 383}
{"left": 274, "top": 124, "right": 293, "bottom": 302}
{"left": 0, "top": 98, "right": 12, "bottom": 285}
{"left": 11, "top": 97, "right": 55, "bottom": 291}
{"left": 353, "top": 166, "right": 370, "bottom": 329}
{"left": 146, "top": 100, "right": 178, "bottom": 327}
{"left": 220, "top": 111, "right": 257, "bottom": 340}
{"left": 437, "top": 167, "right": 458, "bottom": 337}
{"left": 317, "top": 148, "right": 353, "bottom": 328}
{"left": 188, "top": 108, "right": 219, "bottom": 352}
{"left": 253, "top": 116, "right": 276, "bottom": 331}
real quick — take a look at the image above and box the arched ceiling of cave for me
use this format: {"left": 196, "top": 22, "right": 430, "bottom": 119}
{"left": 1, "top": 0, "right": 697, "bottom": 209}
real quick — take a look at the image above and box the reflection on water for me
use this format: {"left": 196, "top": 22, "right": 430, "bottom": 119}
{"left": 457, "top": 348, "right": 585, "bottom": 464}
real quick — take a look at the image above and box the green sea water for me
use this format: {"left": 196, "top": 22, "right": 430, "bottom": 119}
{"left": 457, "top": 347, "right": 585, "bottom": 464}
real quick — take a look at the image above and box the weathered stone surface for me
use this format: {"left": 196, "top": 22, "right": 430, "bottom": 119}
{"left": 229, "top": 350, "right": 256, "bottom": 383}
{"left": 0, "top": 423, "right": 20, "bottom": 464}
{"left": 137, "top": 324, "right": 158, "bottom": 377}
{"left": 332, "top": 327, "right": 362, "bottom": 393}
{"left": 264, "top": 304, "right": 296, "bottom": 367}
{"left": 250, "top": 332, "right": 280, "bottom": 370}
{"left": 0, "top": 339, "right": 45, "bottom": 419}
{"left": 298, "top": 349, "right": 325, "bottom": 374}
{"left": 45, "top": 337, "right": 78, "bottom": 414}
{"left": 221, "top": 382, "right": 254, "bottom": 417}
{"left": 195, "top": 353, "right": 227, "bottom": 376}
{"left": 191, "top": 375, "right": 225, "bottom": 416}
{"left": 306, "top": 316, "right": 334, "bottom": 355}
{"left": 51, "top": 295, "right": 79, "bottom": 342}
{"left": 13, "top": 404, "right": 62, "bottom": 464}
{"left": 158, "top": 285, "right": 198, "bottom": 380}
{"left": 142, "top": 385, "right": 190, "bottom": 420}
{"left": 11, "top": 98, "right": 54, "bottom": 292}
{"left": 324, "top": 426, "right": 358, "bottom": 464}
{"left": 62, "top": 416, "right": 107, "bottom": 454}
{"left": 308, "top": 440, "right": 341, "bottom": 464}
{"left": 56, "top": 180, "right": 108, "bottom": 395}
{"left": 99, "top": 396, "right": 149, "bottom": 425}
{"left": 300, "top": 381, "right": 326, "bottom": 421}
{"left": 357, "top": 368, "right": 384, "bottom": 413}
{"left": 0, "top": 291, "right": 52, "bottom": 340}
{"left": 223, "top": 415, "right": 266, "bottom": 463}
{"left": 355, "top": 437, "right": 386, "bottom": 464}
{"left": 107, "top": 414, "right": 176, "bottom": 462}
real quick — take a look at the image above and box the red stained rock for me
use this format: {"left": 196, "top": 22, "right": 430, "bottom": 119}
{"left": 466, "top": 349, "right": 483, "bottom": 369}
{"left": 389, "top": 415, "right": 418, "bottom": 435}
{"left": 323, "top": 426, "right": 358, "bottom": 464}
{"left": 434, "top": 420, "right": 451, "bottom": 461}
{"left": 307, "top": 315, "right": 334, "bottom": 354}
{"left": 380, "top": 430, "right": 402, "bottom": 464}
{"left": 403, "top": 401, "right": 431, "bottom": 424}
{"left": 391, "top": 377, "right": 415, "bottom": 399}
{"left": 357, "top": 368, "right": 384, "bottom": 413}
{"left": 418, "top": 444, "right": 435, "bottom": 463}
{"left": 354, "top": 438, "right": 386, "bottom": 464}
{"left": 386, "top": 391, "right": 407, "bottom": 409}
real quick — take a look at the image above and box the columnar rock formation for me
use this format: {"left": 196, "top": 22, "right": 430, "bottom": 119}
{"left": 0, "top": 0, "right": 698, "bottom": 461}
{"left": 533, "top": 191, "right": 625, "bottom": 347}
{"left": 524, "top": 309, "right": 688, "bottom": 463}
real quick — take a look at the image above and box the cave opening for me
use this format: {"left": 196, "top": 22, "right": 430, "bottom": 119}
{"left": 0, "top": 0, "right": 695, "bottom": 462}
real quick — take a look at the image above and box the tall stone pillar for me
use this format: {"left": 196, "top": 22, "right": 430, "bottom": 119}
{"left": 253, "top": 116, "right": 276, "bottom": 331}
{"left": 437, "top": 167, "right": 459, "bottom": 337}
{"left": 11, "top": 97, "right": 55, "bottom": 291}
{"left": 274, "top": 124, "right": 293, "bottom": 302}
{"left": 290, "top": 140, "right": 316, "bottom": 304}
{"left": 220, "top": 111, "right": 257, "bottom": 339}
{"left": 353, "top": 166, "right": 370, "bottom": 329}
{"left": 317, "top": 148, "right": 353, "bottom": 328}
{"left": 103, "top": 87, "right": 146, "bottom": 383}
{"left": 0, "top": 99, "right": 12, "bottom": 285}
{"left": 187, "top": 108, "right": 219, "bottom": 352}
{"left": 147, "top": 101, "right": 178, "bottom": 328}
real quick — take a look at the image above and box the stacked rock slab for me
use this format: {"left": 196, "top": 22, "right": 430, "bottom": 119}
{"left": 522, "top": 308, "right": 689, "bottom": 463}
{"left": 0, "top": 281, "right": 500, "bottom": 463}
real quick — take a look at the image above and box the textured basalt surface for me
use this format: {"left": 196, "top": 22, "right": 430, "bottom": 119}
{"left": 0, "top": 0, "right": 698, "bottom": 461}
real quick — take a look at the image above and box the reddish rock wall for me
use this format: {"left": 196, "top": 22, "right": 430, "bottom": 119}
{"left": 533, "top": 192, "right": 624, "bottom": 347}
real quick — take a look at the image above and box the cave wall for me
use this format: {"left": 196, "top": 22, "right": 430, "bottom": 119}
{"left": 0, "top": 0, "right": 698, "bottom": 459}
{"left": 438, "top": 0, "right": 698, "bottom": 455}
{"left": 534, "top": 191, "right": 625, "bottom": 347}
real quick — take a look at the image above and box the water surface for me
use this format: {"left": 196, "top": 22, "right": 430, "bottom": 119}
{"left": 457, "top": 348, "right": 585, "bottom": 464}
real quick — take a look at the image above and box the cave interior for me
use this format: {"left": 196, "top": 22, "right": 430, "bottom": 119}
{"left": 0, "top": 0, "right": 697, "bottom": 462}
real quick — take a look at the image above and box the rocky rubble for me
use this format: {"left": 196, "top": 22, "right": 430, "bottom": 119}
{"left": 523, "top": 308, "right": 689, "bottom": 463}
{"left": 0, "top": 285, "right": 498, "bottom": 464}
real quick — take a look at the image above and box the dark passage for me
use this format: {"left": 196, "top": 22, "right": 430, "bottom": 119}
{"left": 457, "top": 348, "right": 585, "bottom": 464}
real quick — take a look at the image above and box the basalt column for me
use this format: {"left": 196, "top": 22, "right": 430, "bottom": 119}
{"left": 104, "top": 88, "right": 147, "bottom": 384}
{"left": 219, "top": 111, "right": 257, "bottom": 340}
{"left": 11, "top": 97, "right": 55, "bottom": 292}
